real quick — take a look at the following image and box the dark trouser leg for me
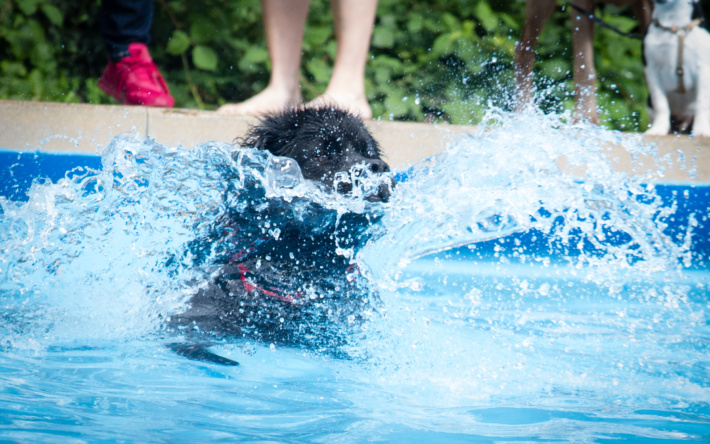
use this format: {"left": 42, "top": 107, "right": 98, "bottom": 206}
{"left": 100, "top": 0, "right": 154, "bottom": 61}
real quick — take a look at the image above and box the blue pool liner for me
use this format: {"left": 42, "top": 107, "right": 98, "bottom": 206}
{"left": 0, "top": 150, "right": 102, "bottom": 201}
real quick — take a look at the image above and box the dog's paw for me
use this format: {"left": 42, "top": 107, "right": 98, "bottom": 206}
{"left": 644, "top": 124, "right": 670, "bottom": 136}
{"left": 692, "top": 119, "right": 710, "bottom": 138}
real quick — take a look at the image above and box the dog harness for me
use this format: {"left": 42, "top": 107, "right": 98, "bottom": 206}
{"left": 236, "top": 263, "right": 304, "bottom": 304}
{"left": 651, "top": 18, "right": 704, "bottom": 94}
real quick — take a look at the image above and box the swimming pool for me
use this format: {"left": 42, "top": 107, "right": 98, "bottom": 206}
{"left": 1, "top": 111, "right": 708, "bottom": 442}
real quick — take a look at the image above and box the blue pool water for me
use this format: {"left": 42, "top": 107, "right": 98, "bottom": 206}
{"left": 1, "top": 111, "right": 709, "bottom": 442}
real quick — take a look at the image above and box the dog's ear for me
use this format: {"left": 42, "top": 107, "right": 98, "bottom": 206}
{"left": 238, "top": 116, "right": 283, "bottom": 152}
{"left": 238, "top": 127, "right": 268, "bottom": 151}
{"left": 237, "top": 108, "right": 304, "bottom": 156}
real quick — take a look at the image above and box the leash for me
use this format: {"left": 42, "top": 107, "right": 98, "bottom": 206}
{"left": 569, "top": 3, "right": 644, "bottom": 40}
{"left": 651, "top": 18, "right": 704, "bottom": 94}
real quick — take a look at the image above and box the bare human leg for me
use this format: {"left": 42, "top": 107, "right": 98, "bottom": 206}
{"left": 571, "top": 0, "right": 599, "bottom": 124}
{"left": 514, "top": 0, "right": 556, "bottom": 112}
{"left": 307, "top": 0, "right": 378, "bottom": 119}
{"left": 218, "top": 0, "right": 310, "bottom": 115}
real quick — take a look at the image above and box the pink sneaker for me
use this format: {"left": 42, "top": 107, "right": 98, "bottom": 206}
{"left": 98, "top": 42, "right": 175, "bottom": 107}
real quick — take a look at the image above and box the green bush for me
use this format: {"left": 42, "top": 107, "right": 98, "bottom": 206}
{"left": 2, "top": 0, "right": 708, "bottom": 131}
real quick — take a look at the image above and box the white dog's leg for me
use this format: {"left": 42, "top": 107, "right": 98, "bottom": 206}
{"left": 644, "top": 66, "right": 672, "bottom": 135}
{"left": 693, "top": 62, "right": 710, "bottom": 137}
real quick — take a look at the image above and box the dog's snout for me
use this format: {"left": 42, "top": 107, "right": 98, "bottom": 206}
{"left": 367, "top": 159, "right": 390, "bottom": 174}
{"left": 365, "top": 177, "right": 395, "bottom": 203}
{"left": 365, "top": 183, "right": 391, "bottom": 203}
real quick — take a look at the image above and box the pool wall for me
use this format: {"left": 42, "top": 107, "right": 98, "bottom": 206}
{"left": 0, "top": 100, "right": 476, "bottom": 171}
{"left": 1, "top": 100, "right": 709, "bottom": 181}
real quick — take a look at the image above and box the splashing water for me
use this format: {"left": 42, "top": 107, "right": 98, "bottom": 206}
{"left": 344, "top": 109, "right": 706, "bottom": 409}
{"left": 1, "top": 136, "right": 222, "bottom": 342}
{"left": 361, "top": 108, "right": 688, "bottom": 283}
{"left": 0, "top": 110, "right": 708, "bottom": 433}
{"left": 0, "top": 133, "right": 388, "bottom": 345}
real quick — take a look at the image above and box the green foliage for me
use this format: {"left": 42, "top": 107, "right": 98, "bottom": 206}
{"left": 0, "top": 0, "right": 112, "bottom": 104}
{"left": 365, "top": 0, "right": 523, "bottom": 124}
{"left": 2, "top": 0, "right": 709, "bottom": 131}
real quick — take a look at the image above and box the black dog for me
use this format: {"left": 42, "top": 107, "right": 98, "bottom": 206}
{"left": 168, "top": 106, "right": 392, "bottom": 365}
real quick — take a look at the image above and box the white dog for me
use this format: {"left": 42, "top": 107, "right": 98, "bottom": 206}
{"left": 644, "top": 0, "right": 710, "bottom": 136}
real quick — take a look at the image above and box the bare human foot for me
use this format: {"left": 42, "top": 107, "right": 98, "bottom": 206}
{"left": 217, "top": 86, "right": 302, "bottom": 116}
{"left": 307, "top": 92, "right": 372, "bottom": 120}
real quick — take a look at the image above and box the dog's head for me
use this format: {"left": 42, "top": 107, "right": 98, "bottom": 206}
{"left": 653, "top": 0, "right": 702, "bottom": 17}
{"left": 241, "top": 106, "right": 392, "bottom": 202}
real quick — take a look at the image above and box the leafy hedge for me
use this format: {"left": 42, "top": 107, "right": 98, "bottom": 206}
{"left": 2, "top": 0, "right": 708, "bottom": 131}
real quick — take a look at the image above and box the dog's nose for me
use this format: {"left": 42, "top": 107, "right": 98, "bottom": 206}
{"left": 366, "top": 159, "right": 390, "bottom": 174}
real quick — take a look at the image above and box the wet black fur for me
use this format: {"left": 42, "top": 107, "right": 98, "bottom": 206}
{"left": 169, "top": 107, "right": 391, "bottom": 365}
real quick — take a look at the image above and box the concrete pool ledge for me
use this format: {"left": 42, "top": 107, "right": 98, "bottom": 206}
{"left": 1, "top": 99, "right": 708, "bottom": 184}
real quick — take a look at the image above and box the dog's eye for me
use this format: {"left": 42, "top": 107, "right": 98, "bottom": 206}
{"left": 316, "top": 155, "right": 331, "bottom": 162}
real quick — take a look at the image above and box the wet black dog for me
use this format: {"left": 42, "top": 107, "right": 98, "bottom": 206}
{"left": 168, "top": 106, "right": 392, "bottom": 365}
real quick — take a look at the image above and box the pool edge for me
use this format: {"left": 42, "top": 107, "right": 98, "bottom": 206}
{"left": 1, "top": 99, "right": 708, "bottom": 184}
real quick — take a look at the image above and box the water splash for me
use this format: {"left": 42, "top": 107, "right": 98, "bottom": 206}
{"left": 346, "top": 109, "right": 703, "bottom": 405}
{"left": 0, "top": 110, "right": 702, "bottom": 410}
{"left": 0, "top": 134, "right": 389, "bottom": 345}
{"left": 359, "top": 108, "right": 689, "bottom": 287}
